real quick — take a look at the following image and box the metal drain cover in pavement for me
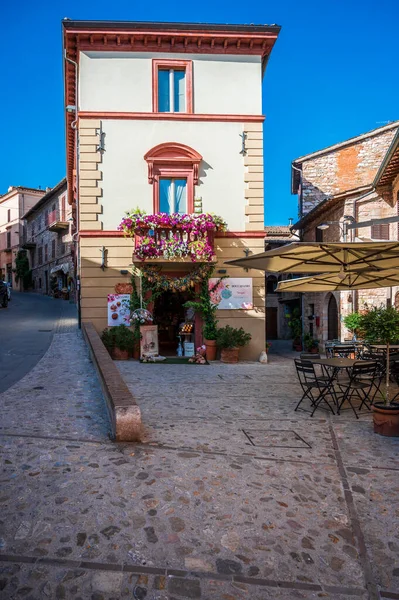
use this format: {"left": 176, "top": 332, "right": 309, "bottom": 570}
{"left": 243, "top": 429, "right": 311, "bottom": 449}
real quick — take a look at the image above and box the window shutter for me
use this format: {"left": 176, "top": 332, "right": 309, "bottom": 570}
{"left": 371, "top": 223, "right": 389, "bottom": 240}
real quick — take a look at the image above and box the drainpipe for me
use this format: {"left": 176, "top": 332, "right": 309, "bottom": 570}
{"left": 64, "top": 51, "right": 81, "bottom": 328}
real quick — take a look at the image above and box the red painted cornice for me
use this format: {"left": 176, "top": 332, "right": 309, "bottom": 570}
{"left": 78, "top": 111, "right": 265, "bottom": 123}
{"left": 79, "top": 230, "right": 265, "bottom": 238}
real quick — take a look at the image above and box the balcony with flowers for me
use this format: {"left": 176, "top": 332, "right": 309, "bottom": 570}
{"left": 118, "top": 211, "right": 227, "bottom": 263}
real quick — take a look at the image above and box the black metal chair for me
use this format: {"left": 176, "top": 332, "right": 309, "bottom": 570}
{"left": 300, "top": 352, "right": 321, "bottom": 360}
{"left": 332, "top": 345, "right": 356, "bottom": 358}
{"left": 336, "top": 361, "right": 377, "bottom": 418}
{"left": 294, "top": 359, "right": 335, "bottom": 417}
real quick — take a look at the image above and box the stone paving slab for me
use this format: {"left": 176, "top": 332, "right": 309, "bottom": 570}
{"left": 1, "top": 336, "right": 399, "bottom": 599}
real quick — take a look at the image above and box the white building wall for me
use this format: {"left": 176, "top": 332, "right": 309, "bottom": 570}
{"left": 98, "top": 119, "right": 247, "bottom": 231}
{"left": 79, "top": 52, "right": 262, "bottom": 115}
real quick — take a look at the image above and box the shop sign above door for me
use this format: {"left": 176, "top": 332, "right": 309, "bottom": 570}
{"left": 209, "top": 278, "right": 253, "bottom": 310}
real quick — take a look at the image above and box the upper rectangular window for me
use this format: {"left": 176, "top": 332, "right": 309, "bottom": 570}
{"left": 7, "top": 209, "right": 11, "bottom": 222}
{"left": 152, "top": 60, "right": 193, "bottom": 114}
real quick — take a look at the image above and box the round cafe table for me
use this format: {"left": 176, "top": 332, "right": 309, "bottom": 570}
{"left": 310, "top": 358, "right": 374, "bottom": 369}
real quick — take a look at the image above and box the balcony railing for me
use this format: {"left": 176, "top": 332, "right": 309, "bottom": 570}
{"left": 133, "top": 227, "right": 216, "bottom": 263}
{"left": 21, "top": 231, "right": 36, "bottom": 249}
{"left": 47, "top": 209, "right": 69, "bottom": 232}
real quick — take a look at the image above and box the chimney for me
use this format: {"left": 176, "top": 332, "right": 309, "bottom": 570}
{"left": 288, "top": 217, "right": 293, "bottom": 226}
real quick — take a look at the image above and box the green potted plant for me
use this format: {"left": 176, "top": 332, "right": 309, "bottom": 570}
{"left": 287, "top": 307, "right": 302, "bottom": 351}
{"left": 101, "top": 325, "right": 135, "bottom": 361}
{"left": 184, "top": 276, "right": 224, "bottom": 361}
{"left": 216, "top": 325, "right": 252, "bottom": 363}
{"left": 343, "top": 311, "right": 362, "bottom": 341}
{"left": 359, "top": 305, "right": 399, "bottom": 437}
{"left": 101, "top": 328, "right": 116, "bottom": 357}
{"left": 304, "top": 333, "right": 319, "bottom": 354}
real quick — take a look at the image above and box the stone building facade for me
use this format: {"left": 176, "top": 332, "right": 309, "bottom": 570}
{"left": 0, "top": 186, "right": 44, "bottom": 289}
{"left": 23, "top": 179, "right": 75, "bottom": 298}
{"left": 292, "top": 122, "right": 399, "bottom": 345}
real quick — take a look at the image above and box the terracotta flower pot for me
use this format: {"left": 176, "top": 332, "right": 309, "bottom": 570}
{"left": 204, "top": 339, "right": 217, "bottom": 361}
{"left": 113, "top": 347, "right": 130, "bottom": 361}
{"left": 220, "top": 347, "right": 240, "bottom": 364}
{"left": 372, "top": 402, "right": 399, "bottom": 437}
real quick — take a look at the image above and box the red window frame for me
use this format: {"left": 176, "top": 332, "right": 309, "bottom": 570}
{"left": 152, "top": 59, "right": 193, "bottom": 114}
{"left": 153, "top": 167, "right": 194, "bottom": 214}
{"left": 144, "top": 143, "right": 202, "bottom": 214}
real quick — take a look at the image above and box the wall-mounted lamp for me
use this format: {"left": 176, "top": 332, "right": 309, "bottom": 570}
{"left": 66, "top": 105, "right": 76, "bottom": 113}
{"left": 239, "top": 132, "right": 247, "bottom": 156}
{"left": 99, "top": 246, "right": 108, "bottom": 271}
{"left": 120, "top": 269, "right": 128, "bottom": 275}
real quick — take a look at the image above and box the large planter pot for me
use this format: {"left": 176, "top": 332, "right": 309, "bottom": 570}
{"left": 220, "top": 347, "right": 240, "bottom": 364}
{"left": 204, "top": 339, "right": 217, "bottom": 361}
{"left": 372, "top": 402, "right": 399, "bottom": 437}
{"left": 113, "top": 347, "right": 130, "bottom": 361}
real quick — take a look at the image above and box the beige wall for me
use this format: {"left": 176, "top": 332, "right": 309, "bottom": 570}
{"left": 79, "top": 52, "right": 262, "bottom": 115}
{"left": 80, "top": 234, "right": 265, "bottom": 360}
{"left": 78, "top": 119, "right": 264, "bottom": 233}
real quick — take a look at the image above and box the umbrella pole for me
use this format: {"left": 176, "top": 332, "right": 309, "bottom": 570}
{"left": 301, "top": 293, "right": 305, "bottom": 351}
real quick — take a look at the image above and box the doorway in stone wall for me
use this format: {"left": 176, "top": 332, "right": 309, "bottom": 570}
{"left": 327, "top": 294, "right": 339, "bottom": 340}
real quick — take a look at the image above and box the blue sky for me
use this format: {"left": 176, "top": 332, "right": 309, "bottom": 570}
{"left": 0, "top": 0, "right": 398, "bottom": 225}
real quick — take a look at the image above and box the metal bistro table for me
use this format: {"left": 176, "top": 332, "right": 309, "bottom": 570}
{"left": 310, "top": 358, "right": 376, "bottom": 410}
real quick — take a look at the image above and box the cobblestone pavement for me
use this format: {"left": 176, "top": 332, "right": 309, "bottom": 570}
{"left": 0, "top": 332, "right": 398, "bottom": 599}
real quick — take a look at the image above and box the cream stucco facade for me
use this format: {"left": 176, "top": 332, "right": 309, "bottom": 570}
{"left": 64, "top": 21, "right": 280, "bottom": 360}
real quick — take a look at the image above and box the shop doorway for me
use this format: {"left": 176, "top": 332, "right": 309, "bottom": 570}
{"left": 153, "top": 289, "right": 196, "bottom": 356}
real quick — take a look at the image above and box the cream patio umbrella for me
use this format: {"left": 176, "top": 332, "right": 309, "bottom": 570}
{"left": 275, "top": 269, "right": 399, "bottom": 293}
{"left": 225, "top": 241, "right": 399, "bottom": 273}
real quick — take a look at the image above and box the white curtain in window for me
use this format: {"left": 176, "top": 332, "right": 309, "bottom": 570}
{"left": 174, "top": 71, "right": 186, "bottom": 112}
{"left": 175, "top": 179, "right": 187, "bottom": 213}
{"left": 160, "top": 179, "right": 173, "bottom": 213}
{"left": 158, "top": 70, "right": 170, "bottom": 112}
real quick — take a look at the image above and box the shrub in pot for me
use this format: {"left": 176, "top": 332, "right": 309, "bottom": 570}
{"left": 304, "top": 333, "right": 319, "bottom": 354}
{"left": 184, "top": 276, "right": 224, "bottom": 361}
{"left": 202, "top": 321, "right": 218, "bottom": 361}
{"left": 343, "top": 311, "right": 363, "bottom": 341}
{"left": 216, "top": 325, "right": 252, "bottom": 363}
{"left": 287, "top": 307, "right": 302, "bottom": 351}
{"left": 101, "top": 325, "right": 135, "bottom": 360}
{"left": 359, "top": 305, "right": 399, "bottom": 437}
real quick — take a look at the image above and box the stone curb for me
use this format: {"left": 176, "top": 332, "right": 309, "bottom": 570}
{"left": 82, "top": 321, "right": 142, "bottom": 442}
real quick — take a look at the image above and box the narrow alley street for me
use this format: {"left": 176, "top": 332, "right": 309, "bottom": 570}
{"left": 0, "top": 302, "right": 398, "bottom": 599}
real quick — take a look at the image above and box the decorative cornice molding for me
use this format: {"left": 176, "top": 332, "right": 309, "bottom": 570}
{"left": 78, "top": 111, "right": 265, "bottom": 123}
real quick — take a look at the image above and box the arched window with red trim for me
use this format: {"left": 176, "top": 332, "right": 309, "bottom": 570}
{"left": 144, "top": 143, "right": 202, "bottom": 214}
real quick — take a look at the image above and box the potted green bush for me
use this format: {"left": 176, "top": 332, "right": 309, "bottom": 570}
{"left": 359, "top": 305, "right": 399, "bottom": 437}
{"left": 343, "top": 311, "right": 362, "bottom": 341}
{"left": 184, "top": 276, "right": 224, "bottom": 361}
{"left": 304, "top": 333, "right": 319, "bottom": 354}
{"left": 216, "top": 325, "right": 252, "bottom": 363}
{"left": 287, "top": 307, "right": 302, "bottom": 351}
{"left": 101, "top": 325, "right": 135, "bottom": 361}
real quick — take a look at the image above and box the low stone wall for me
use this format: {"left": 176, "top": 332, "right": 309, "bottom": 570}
{"left": 82, "top": 321, "right": 142, "bottom": 442}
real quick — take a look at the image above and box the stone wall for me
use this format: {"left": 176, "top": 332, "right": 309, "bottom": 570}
{"left": 300, "top": 126, "right": 398, "bottom": 215}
